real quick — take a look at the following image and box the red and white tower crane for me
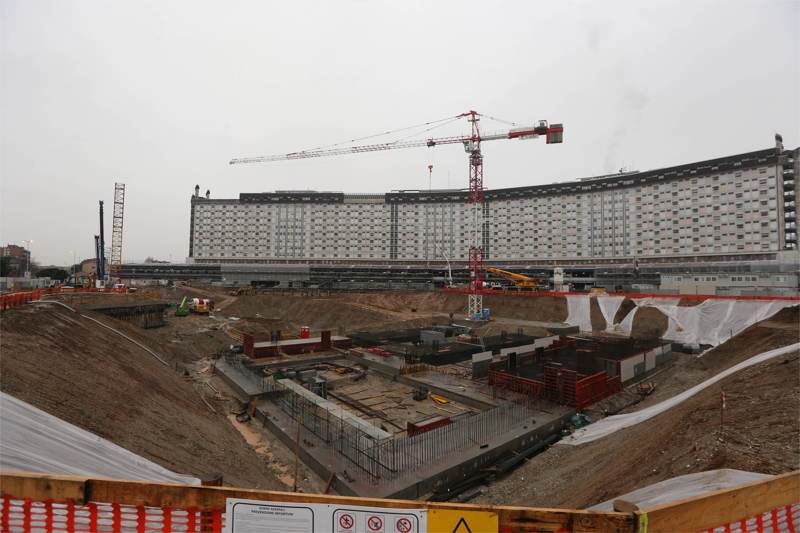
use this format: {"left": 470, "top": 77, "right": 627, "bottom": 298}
{"left": 230, "top": 111, "right": 563, "bottom": 318}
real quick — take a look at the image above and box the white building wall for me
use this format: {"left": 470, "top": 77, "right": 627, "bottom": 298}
{"left": 190, "top": 160, "right": 785, "bottom": 263}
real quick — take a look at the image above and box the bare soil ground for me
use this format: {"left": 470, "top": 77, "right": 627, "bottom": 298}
{"left": 6, "top": 288, "right": 795, "bottom": 506}
{"left": 630, "top": 306, "right": 668, "bottom": 339}
{"left": 219, "top": 291, "right": 568, "bottom": 337}
{"left": 473, "top": 307, "right": 800, "bottom": 508}
{"left": 589, "top": 297, "right": 606, "bottom": 331}
{"left": 0, "top": 303, "right": 320, "bottom": 491}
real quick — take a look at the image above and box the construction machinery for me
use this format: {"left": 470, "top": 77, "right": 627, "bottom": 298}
{"left": 229, "top": 287, "right": 254, "bottom": 296}
{"left": 94, "top": 201, "right": 107, "bottom": 287}
{"left": 189, "top": 298, "right": 212, "bottom": 314}
{"left": 175, "top": 296, "right": 189, "bottom": 317}
{"left": 83, "top": 272, "right": 97, "bottom": 289}
{"left": 230, "top": 111, "right": 563, "bottom": 319}
{"left": 486, "top": 267, "right": 545, "bottom": 290}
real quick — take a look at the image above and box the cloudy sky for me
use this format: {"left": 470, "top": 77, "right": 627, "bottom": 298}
{"left": 1, "top": 0, "right": 798, "bottom": 266}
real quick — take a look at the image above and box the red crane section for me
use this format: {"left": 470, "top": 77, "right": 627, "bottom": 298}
{"left": 230, "top": 111, "right": 563, "bottom": 319}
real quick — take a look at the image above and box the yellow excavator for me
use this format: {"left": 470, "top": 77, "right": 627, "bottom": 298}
{"left": 486, "top": 267, "right": 545, "bottom": 290}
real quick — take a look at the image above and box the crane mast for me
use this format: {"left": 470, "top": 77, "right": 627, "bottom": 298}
{"left": 466, "top": 111, "right": 485, "bottom": 319}
{"left": 230, "top": 111, "right": 563, "bottom": 319}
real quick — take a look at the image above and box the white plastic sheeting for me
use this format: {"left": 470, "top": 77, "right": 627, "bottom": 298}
{"left": 0, "top": 392, "right": 200, "bottom": 484}
{"left": 561, "top": 342, "right": 800, "bottom": 446}
{"left": 611, "top": 299, "right": 797, "bottom": 346}
{"left": 565, "top": 295, "right": 592, "bottom": 332}
{"left": 595, "top": 296, "right": 625, "bottom": 331}
{"left": 587, "top": 469, "right": 772, "bottom": 511}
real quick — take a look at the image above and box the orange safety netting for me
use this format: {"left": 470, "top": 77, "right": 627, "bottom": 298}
{"left": 700, "top": 503, "right": 798, "bottom": 533}
{"left": 1, "top": 496, "right": 224, "bottom": 532}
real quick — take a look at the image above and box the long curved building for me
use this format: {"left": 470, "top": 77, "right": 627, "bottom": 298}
{"left": 190, "top": 142, "right": 798, "bottom": 270}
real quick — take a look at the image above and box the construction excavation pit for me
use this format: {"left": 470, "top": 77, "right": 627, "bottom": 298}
{"left": 1, "top": 287, "right": 798, "bottom": 510}
{"left": 214, "top": 312, "right": 676, "bottom": 499}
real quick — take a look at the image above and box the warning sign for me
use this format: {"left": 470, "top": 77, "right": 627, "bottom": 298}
{"left": 366, "top": 514, "right": 384, "bottom": 532}
{"left": 226, "top": 501, "right": 315, "bottom": 533}
{"left": 396, "top": 517, "right": 413, "bottom": 533}
{"left": 427, "top": 509, "right": 498, "bottom": 533}
{"left": 339, "top": 512, "right": 356, "bottom": 531}
{"left": 225, "top": 499, "right": 425, "bottom": 533}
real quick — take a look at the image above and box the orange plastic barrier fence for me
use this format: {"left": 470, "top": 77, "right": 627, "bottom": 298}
{"left": 442, "top": 286, "right": 800, "bottom": 301}
{"left": 0, "top": 287, "right": 127, "bottom": 311}
{"left": 1, "top": 495, "right": 224, "bottom": 532}
{"left": 700, "top": 503, "right": 798, "bottom": 533}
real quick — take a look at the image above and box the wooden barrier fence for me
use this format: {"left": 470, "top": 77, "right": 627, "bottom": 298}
{"left": 1, "top": 471, "right": 797, "bottom": 532}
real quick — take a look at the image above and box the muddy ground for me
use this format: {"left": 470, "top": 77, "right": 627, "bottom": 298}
{"left": 2, "top": 288, "right": 797, "bottom": 507}
{"left": 0, "top": 303, "right": 322, "bottom": 492}
{"left": 473, "top": 306, "right": 800, "bottom": 508}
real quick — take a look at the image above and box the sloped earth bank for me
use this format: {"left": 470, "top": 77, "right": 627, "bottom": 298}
{"left": 220, "top": 291, "right": 569, "bottom": 334}
{"left": 474, "top": 307, "right": 800, "bottom": 508}
{"left": 0, "top": 304, "right": 319, "bottom": 491}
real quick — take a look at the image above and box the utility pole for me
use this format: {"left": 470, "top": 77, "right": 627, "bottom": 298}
{"left": 22, "top": 240, "right": 33, "bottom": 278}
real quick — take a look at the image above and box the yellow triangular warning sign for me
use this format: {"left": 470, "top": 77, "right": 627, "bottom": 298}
{"left": 452, "top": 517, "right": 472, "bottom": 533}
{"left": 428, "top": 509, "right": 498, "bottom": 533}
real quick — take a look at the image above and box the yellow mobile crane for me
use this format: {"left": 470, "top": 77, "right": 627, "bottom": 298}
{"left": 486, "top": 267, "right": 545, "bottom": 290}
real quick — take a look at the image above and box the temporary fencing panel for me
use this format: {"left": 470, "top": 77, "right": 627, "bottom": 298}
{"left": 1, "top": 287, "right": 128, "bottom": 312}
{"left": 1, "top": 471, "right": 797, "bottom": 533}
{"left": 2, "top": 493, "right": 797, "bottom": 533}
{"left": 699, "top": 503, "right": 798, "bottom": 533}
{"left": 1, "top": 496, "right": 224, "bottom": 533}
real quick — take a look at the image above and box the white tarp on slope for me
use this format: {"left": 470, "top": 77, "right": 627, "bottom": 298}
{"left": 611, "top": 299, "right": 797, "bottom": 346}
{"left": 565, "top": 295, "right": 592, "bottom": 332}
{"left": 587, "top": 469, "right": 771, "bottom": 511}
{"left": 0, "top": 392, "right": 200, "bottom": 484}
{"left": 562, "top": 342, "right": 800, "bottom": 446}
{"left": 595, "top": 296, "right": 625, "bottom": 331}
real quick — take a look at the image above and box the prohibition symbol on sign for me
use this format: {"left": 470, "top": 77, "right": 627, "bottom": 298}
{"left": 338, "top": 513, "right": 355, "bottom": 530}
{"left": 367, "top": 515, "right": 384, "bottom": 531}
{"left": 396, "top": 517, "right": 413, "bottom": 533}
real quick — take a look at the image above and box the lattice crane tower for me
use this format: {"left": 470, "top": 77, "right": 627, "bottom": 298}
{"left": 109, "top": 182, "right": 126, "bottom": 278}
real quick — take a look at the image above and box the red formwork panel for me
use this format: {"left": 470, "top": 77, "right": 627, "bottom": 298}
{"left": 575, "top": 371, "right": 617, "bottom": 410}
{"left": 488, "top": 370, "right": 544, "bottom": 398}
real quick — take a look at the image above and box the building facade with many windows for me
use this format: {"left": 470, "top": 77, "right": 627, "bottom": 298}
{"left": 189, "top": 144, "right": 798, "bottom": 267}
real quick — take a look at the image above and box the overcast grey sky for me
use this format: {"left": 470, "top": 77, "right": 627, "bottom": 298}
{"left": 1, "top": 0, "right": 798, "bottom": 266}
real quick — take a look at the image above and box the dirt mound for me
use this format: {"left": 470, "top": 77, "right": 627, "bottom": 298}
{"left": 475, "top": 311, "right": 800, "bottom": 508}
{"left": 678, "top": 298, "right": 705, "bottom": 307}
{"left": 220, "top": 292, "right": 569, "bottom": 336}
{"left": 614, "top": 298, "right": 637, "bottom": 324}
{"left": 630, "top": 306, "right": 668, "bottom": 339}
{"left": 483, "top": 294, "right": 568, "bottom": 322}
{"left": 222, "top": 294, "right": 407, "bottom": 334}
{"left": 0, "top": 304, "right": 285, "bottom": 490}
{"left": 589, "top": 297, "right": 606, "bottom": 331}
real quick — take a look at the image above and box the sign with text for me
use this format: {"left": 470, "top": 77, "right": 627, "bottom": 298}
{"left": 225, "top": 499, "right": 426, "bottom": 533}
